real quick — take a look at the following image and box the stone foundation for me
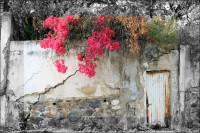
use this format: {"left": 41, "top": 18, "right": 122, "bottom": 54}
{"left": 183, "top": 87, "right": 200, "bottom": 129}
{"left": 16, "top": 95, "right": 142, "bottom": 131}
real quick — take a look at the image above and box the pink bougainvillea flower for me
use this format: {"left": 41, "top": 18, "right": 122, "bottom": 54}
{"left": 78, "top": 62, "right": 96, "bottom": 78}
{"left": 104, "top": 27, "right": 115, "bottom": 37}
{"left": 77, "top": 54, "right": 84, "bottom": 61}
{"left": 63, "top": 16, "right": 75, "bottom": 23}
{"left": 96, "top": 16, "right": 105, "bottom": 25}
{"left": 55, "top": 59, "right": 68, "bottom": 74}
{"left": 47, "top": 31, "right": 53, "bottom": 38}
{"left": 110, "top": 42, "right": 120, "bottom": 50}
{"left": 72, "top": 19, "right": 78, "bottom": 26}
{"left": 40, "top": 16, "right": 120, "bottom": 78}
{"left": 78, "top": 25, "right": 120, "bottom": 78}
{"left": 42, "top": 16, "right": 60, "bottom": 29}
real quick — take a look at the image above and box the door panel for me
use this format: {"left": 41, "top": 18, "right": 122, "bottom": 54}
{"left": 145, "top": 71, "right": 170, "bottom": 126}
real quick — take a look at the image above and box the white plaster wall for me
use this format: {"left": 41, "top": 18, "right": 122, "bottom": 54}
{"left": 8, "top": 41, "right": 139, "bottom": 102}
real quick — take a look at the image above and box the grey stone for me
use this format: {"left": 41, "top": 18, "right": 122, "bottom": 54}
{"left": 48, "top": 118, "right": 61, "bottom": 127}
{"left": 26, "top": 123, "right": 36, "bottom": 130}
{"left": 39, "top": 106, "right": 46, "bottom": 112}
{"left": 78, "top": 101, "right": 89, "bottom": 109}
{"left": 29, "top": 117, "right": 43, "bottom": 125}
{"left": 110, "top": 117, "right": 119, "bottom": 125}
{"left": 191, "top": 103, "right": 197, "bottom": 107}
{"left": 96, "top": 121, "right": 103, "bottom": 130}
{"left": 68, "top": 112, "right": 81, "bottom": 122}
{"left": 40, "top": 113, "right": 45, "bottom": 118}
{"left": 85, "top": 109, "right": 94, "bottom": 116}
{"left": 83, "top": 118, "right": 93, "bottom": 126}
{"left": 89, "top": 100, "right": 101, "bottom": 108}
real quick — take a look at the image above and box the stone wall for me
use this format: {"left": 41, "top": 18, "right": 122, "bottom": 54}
{"left": 0, "top": 10, "right": 199, "bottom": 132}
{"left": 18, "top": 95, "right": 131, "bottom": 131}
{"left": 6, "top": 40, "right": 142, "bottom": 131}
{"left": 184, "top": 87, "right": 200, "bottom": 129}
{"left": 178, "top": 18, "right": 200, "bottom": 131}
{"left": 181, "top": 44, "right": 200, "bottom": 130}
{"left": 3, "top": 40, "right": 180, "bottom": 131}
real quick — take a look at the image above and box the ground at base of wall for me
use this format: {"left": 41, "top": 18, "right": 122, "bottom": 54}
{"left": 1, "top": 128, "right": 200, "bottom": 133}
{"left": 0, "top": 130, "right": 186, "bottom": 133}
{"left": 0, "top": 131, "right": 199, "bottom": 133}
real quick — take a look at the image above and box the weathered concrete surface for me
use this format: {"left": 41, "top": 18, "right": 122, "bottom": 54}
{"left": 178, "top": 16, "right": 200, "bottom": 131}
{"left": 5, "top": 40, "right": 141, "bottom": 130}
{"left": 0, "top": 12, "right": 12, "bottom": 91}
{"left": 1, "top": 36, "right": 199, "bottom": 132}
{"left": 0, "top": 12, "right": 12, "bottom": 126}
{"left": 184, "top": 87, "right": 200, "bottom": 130}
{"left": 180, "top": 45, "right": 200, "bottom": 130}
{"left": 8, "top": 41, "right": 139, "bottom": 102}
{"left": 2, "top": 39, "right": 181, "bottom": 131}
{"left": 0, "top": 5, "right": 199, "bottom": 132}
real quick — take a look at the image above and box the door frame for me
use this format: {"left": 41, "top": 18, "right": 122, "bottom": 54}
{"left": 144, "top": 70, "right": 171, "bottom": 127}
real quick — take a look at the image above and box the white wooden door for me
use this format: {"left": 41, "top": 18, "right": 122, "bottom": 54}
{"left": 145, "top": 71, "right": 170, "bottom": 126}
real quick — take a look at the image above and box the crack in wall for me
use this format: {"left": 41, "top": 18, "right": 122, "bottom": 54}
{"left": 147, "top": 49, "right": 176, "bottom": 63}
{"left": 16, "top": 70, "right": 79, "bottom": 102}
{"left": 18, "top": 70, "right": 43, "bottom": 89}
{"left": 104, "top": 83, "right": 119, "bottom": 90}
{"left": 14, "top": 63, "right": 48, "bottom": 94}
{"left": 15, "top": 70, "right": 79, "bottom": 129}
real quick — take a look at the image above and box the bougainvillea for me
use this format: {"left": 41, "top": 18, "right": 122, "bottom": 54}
{"left": 55, "top": 59, "right": 68, "bottom": 74}
{"left": 77, "top": 25, "right": 120, "bottom": 77}
{"left": 40, "top": 16, "right": 120, "bottom": 78}
{"left": 40, "top": 16, "right": 78, "bottom": 55}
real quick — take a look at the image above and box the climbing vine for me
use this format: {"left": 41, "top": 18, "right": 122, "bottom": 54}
{"left": 39, "top": 15, "right": 176, "bottom": 77}
{"left": 116, "top": 16, "right": 148, "bottom": 53}
{"left": 40, "top": 16, "right": 121, "bottom": 77}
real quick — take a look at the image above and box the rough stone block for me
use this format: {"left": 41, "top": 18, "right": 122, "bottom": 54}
{"left": 111, "top": 99, "right": 119, "bottom": 105}
{"left": 68, "top": 112, "right": 81, "bottom": 122}
{"left": 29, "top": 117, "right": 43, "bottom": 125}
{"left": 89, "top": 100, "right": 101, "bottom": 108}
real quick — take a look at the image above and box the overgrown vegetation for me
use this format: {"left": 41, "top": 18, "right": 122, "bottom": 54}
{"left": 147, "top": 16, "right": 176, "bottom": 50}
{"left": 16, "top": 15, "right": 176, "bottom": 54}
{"left": 8, "top": 0, "right": 199, "bottom": 39}
{"left": 22, "top": 17, "right": 48, "bottom": 40}
{"left": 8, "top": 0, "right": 199, "bottom": 54}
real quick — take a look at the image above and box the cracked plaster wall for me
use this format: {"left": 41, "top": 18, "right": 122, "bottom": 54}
{"left": 0, "top": 12, "right": 180, "bottom": 131}
{"left": 4, "top": 40, "right": 181, "bottom": 130}
{"left": 8, "top": 41, "right": 139, "bottom": 103}
{"left": 6, "top": 40, "right": 143, "bottom": 130}
{"left": 1, "top": 11, "right": 199, "bottom": 131}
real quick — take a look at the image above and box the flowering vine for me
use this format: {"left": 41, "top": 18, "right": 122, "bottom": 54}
{"left": 40, "top": 16, "right": 120, "bottom": 78}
